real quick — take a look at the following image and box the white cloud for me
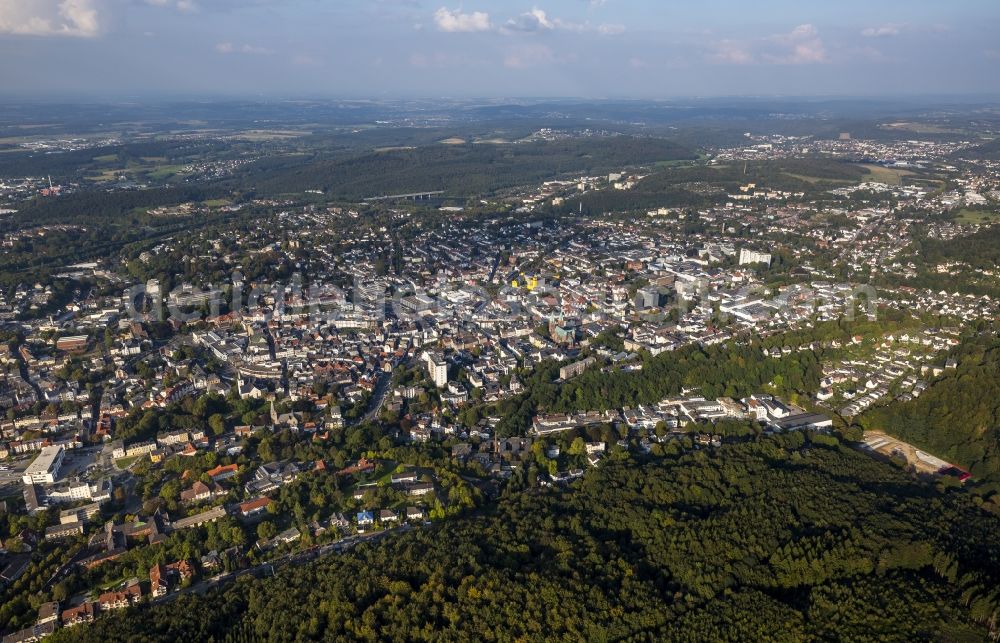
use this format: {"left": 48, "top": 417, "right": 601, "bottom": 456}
{"left": 861, "top": 24, "right": 902, "bottom": 38}
{"left": 433, "top": 7, "right": 491, "bottom": 32}
{"left": 711, "top": 24, "right": 827, "bottom": 66}
{"left": 0, "top": 0, "right": 102, "bottom": 37}
{"left": 504, "top": 8, "right": 553, "bottom": 33}
{"left": 216, "top": 41, "right": 273, "bottom": 54}
{"left": 765, "top": 24, "right": 826, "bottom": 64}
{"left": 431, "top": 6, "right": 623, "bottom": 38}
{"left": 501, "top": 7, "right": 624, "bottom": 36}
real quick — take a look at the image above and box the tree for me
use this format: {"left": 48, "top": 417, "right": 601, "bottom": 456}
{"left": 208, "top": 413, "right": 226, "bottom": 436}
{"left": 257, "top": 521, "right": 277, "bottom": 541}
{"left": 51, "top": 581, "right": 68, "bottom": 602}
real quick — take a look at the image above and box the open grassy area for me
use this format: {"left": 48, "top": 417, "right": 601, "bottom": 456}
{"left": 654, "top": 158, "right": 703, "bottom": 169}
{"left": 881, "top": 121, "right": 964, "bottom": 135}
{"left": 783, "top": 172, "right": 854, "bottom": 184}
{"left": 86, "top": 170, "right": 124, "bottom": 182}
{"left": 115, "top": 456, "right": 140, "bottom": 469}
{"left": 953, "top": 208, "right": 1000, "bottom": 224}
{"left": 855, "top": 163, "right": 915, "bottom": 186}
{"left": 371, "top": 460, "right": 401, "bottom": 486}
{"left": 146, "top": 164, "right": 190, "bottom": 180}
{"left": 231, "top": 129, "right": 310, "bottom": 141}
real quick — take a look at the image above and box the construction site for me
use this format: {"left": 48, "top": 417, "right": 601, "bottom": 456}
{"left": 861, "top": 430, "right": 966, "bottom": 478}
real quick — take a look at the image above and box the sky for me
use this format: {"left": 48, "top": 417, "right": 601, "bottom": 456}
{"left": 0, "top": 0, "right": 998, "bottom": 99}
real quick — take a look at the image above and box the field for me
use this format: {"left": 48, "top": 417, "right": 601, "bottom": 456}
{"left": 86, "top": 160, "right": 192, "bottom": 182}
{"left": 230, "top": 129, "right": 310, "bottom": 141}
{"left": 145, "top": 164, "right": 190, "bottom": 180}
{"left": 654, "top": 157, "right": 704, "bottom": 169}
{"left": 953, "top": 208, "right": 1000, "bottom": 224}
{"left": 783, "top": 172, "right": 854, "bottom": 184}
{"left": 881, "top": 121, "right": 964, "bottom": 134}
{"left": 856, "top": 163, "right": 915, "bottom": 186}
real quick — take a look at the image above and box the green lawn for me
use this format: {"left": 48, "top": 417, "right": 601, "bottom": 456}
{"left": 115, "top": 456, "right": 140, "bottom": 469}
{"left": 953, "top": 209, "right": 1000, "bottom": 224}
{"left": 856, "top": 163, "right": 914, "bottom": 186}
{"left": 146, "top": 164, "right": 189, "bottom": 180}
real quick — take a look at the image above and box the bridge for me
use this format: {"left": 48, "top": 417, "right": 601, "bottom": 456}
{"left": 363, "top": 190, "right": 445, "bottom": 202}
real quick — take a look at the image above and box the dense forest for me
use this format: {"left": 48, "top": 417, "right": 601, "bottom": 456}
{"left": 234, "top": 137, "right": 697, "bottom": 199}
{"left": 893, "top": 227, "right": 1000, "bottom": 299}
{"left": 861, "top": 334, "right": 1000, "bottom": 486}
{"left": 54, "top": 435, "right": 1000, "bottom": 642}
{"left": 912, "top": 226, "right": 1000, "bottom": 273}
{"left": 8, "top": 185, "right": 230, "bottom": 228}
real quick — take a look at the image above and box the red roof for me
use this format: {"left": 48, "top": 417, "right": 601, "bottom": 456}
{"left": 206, "top": 463, "right": 239, "bottom": 478}
{"left": 239, "top": 497, "right": 270, "bottom": 514}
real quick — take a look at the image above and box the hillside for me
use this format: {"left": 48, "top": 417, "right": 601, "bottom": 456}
{"left": 861, "top": 334, "right": 1000, "bottom": 484}
{"left": 913, "top": 226, "right": 1000, "bottom": 273}
{"left": 562, "top": 158, "right": 878, "bottom": 215}
{"left": 54, "top": 435, "right": 1000, "bottom": 642}
{"left": 955, "top": 138, "right": 1000, "bottom": 160}
{"left": 239, "top": 137, "right": 697, "bottom": 199}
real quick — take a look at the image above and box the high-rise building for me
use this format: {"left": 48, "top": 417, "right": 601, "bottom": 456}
{"left": 739, "top": 248, "right": 772, "bottom": 266}
{"left": 423, "top": 351, "right": 448, "bottom": 388}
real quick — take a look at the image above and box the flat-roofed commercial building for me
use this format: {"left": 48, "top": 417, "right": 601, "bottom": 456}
{"left": 22, "top": 445, "right": 64, "bottom": 485}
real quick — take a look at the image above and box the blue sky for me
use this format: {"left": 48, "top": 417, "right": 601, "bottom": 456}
{"left": 1, "top": 0, "right": 998, "bottom": 98}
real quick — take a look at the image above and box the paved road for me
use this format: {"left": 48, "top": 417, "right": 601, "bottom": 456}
{"left": 0, "top": 454, "right": 33, "bottom": 486}
{"left": 356, "top": 372, "right": 392, "bottom": 425}
{"left": 152, "top": 525, "right": 408, "bottom": 604}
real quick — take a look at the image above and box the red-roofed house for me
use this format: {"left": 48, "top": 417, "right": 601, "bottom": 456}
{"left": 98, "top": 584, "right": 142, "bottom": 610}
{"left": 61, "top": 602, "right": 96, "bottom": 627}
{"left": 238, "top": 496, "right": 270, "bottom": 519}
{"left": 206, "top": 463, "right": 239, "bottom": 481}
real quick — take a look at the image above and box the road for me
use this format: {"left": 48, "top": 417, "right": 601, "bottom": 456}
{"left": 151, "top": 525, "right": 408, "bottom": 604}
{"left": 356, "top": 371, "right": 392, "bottom": 425}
